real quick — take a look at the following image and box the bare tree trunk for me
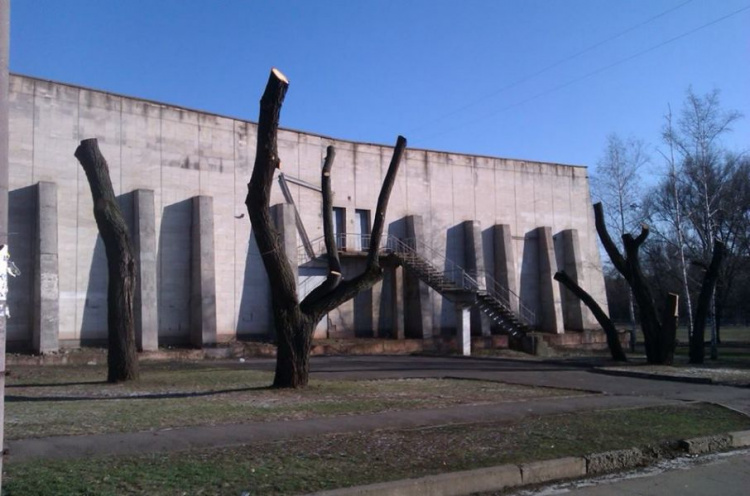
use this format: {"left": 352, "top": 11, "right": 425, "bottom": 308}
{"left": 75, "top": 138, "right": 140, "bottom": 383}
{"left": 627, "top": 290, "right": 637, "bottom": 351}
{"left": 665, "top": 106, "right": 694, "bottom": 339}
{"left": 690, "top": 240, "right": 725, "bottom": 364}
{"left": 246, "top": 69, "right": 406, "bottom": 388}
{"left": 658, "top": 293, "right": 679, "bottom": 365}
{"left": 554, "top": 271, "right": 626, "bottom": 361}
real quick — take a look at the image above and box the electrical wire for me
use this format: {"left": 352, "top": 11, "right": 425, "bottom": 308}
{"left": 408, "top": 0, "right": 696, "bottom": 136}
{"left": 415, "top": 4, "right": 750, "bottom": 143}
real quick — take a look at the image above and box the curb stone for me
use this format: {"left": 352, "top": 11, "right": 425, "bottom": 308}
{"left": 680, "top": 434, "right": 732, "bottom": 455}
{"left": 307, "top": 429, "right": 750, "bottom": 496}
{"left": 585, "top": 447, "right": 643, "bottom": 475}
{"left": 594, "top": 367, "right": 715, "bottom": 385}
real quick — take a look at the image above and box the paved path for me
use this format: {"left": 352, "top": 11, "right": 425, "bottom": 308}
{"left": 515, "top": 449, "right": 750, "bottom": 495}
{"left": 7, "top": 355, "right": 750, "bottom": 463}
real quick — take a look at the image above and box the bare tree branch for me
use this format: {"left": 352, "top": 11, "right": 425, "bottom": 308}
{"left": 246, "top": 68, "right": 298, "bottom": 309}
{"left": 301, "top": 146, "right": 341, "bottom": 306}
{"left": 594, "top": 202, "right": 628, "bottom": 278}
{"left": 303, "top": 136, "right": 406, "bottom": 319}
{"left": 367, "top": 135, "right": 406, "bottom": 267}
{"left": 554, "top": 271, "right": 626, "bottom": 361}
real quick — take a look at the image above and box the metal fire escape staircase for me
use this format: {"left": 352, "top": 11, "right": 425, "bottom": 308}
{"left": 299, "top": 234, "right": 536, "bottom": 339}
{"left": 385, "top": 236, "right": 535, "bottom": 338}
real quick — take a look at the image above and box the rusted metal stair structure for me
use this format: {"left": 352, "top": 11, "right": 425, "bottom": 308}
{"left": 384, "top": 236, "right": 535, "bottom": 339}
{"left": 298, "top": 234, "right": 536, "bottom": 340}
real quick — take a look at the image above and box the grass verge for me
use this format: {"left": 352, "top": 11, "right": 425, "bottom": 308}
{"left": 5, "top": 361, "right": 582, "bottom": 439}
{"left": 4, "top": 403, "right": 748, "bottom": 495}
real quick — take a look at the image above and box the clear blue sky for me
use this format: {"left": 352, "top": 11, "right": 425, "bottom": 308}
{"left": 9, "top": 0, "right": 750, "bottom": 172}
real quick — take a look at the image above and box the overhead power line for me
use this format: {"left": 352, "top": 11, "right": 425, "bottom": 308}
{"left": 416, "top": 4, "right": 750, "bottom": 143}
{"left": 409, "top": 0, "right": 696, "bottom": 135}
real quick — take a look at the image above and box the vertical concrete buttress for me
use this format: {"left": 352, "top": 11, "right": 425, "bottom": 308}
{"left": 392, "top": 264, "right": 404, "bottom": 339}
{"left": 537, "top": 226, "right": 564, "bottom": 334}
{"left": 559, "top": 229, "right": 585, "bottom": 330}
{"left": 270, "top": 203, "right": 297, "bottom": 339}
{"left": 462, "top": 220, "right": 491, "bottom": 336}
{"left": 190, "top": 196, "right": 217, "bottom": 347}
{"left": 492, "top": 224, "right": 519, "bottom": 314}
{"left": 403, "top": 215, "right": 432, "bottom": 339}
{"left": 133, "top": 189, "right": 158, "bottom": 351}
{"left": 33, "top": 181, "right": 59, "bottom": 353}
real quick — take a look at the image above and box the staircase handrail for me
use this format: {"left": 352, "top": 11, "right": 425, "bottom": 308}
{"left": 296, "top": 233, "right": 534, "bottom": 327}
{"left": 479, "top": 271, "right": 537, "bottom": 327}
{"left": 387, "top": 237, "right": 479, "bottom": 291}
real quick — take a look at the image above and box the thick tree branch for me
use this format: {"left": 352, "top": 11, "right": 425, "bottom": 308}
{"left": 245, "top": 68, "right": 298, "bottom": 309}
{"left": 367, "top": 136, "right": 406, "bottom": 267}
{"left": 593, "top": 202, "right": 628, "bottom": 278}
{"left": 633, "top": 223, "right": 650, "bottom": 247}
{"left": 302, "top": 136, "right": 406, "bottom": 318}
{"left": 302, "top": 146, "right": 342, "bottom": 306}
{"left": 554, "top": 271, "right": 626, "bottom": 361}
{"left": 302, "top": 265, "right": 384, "bottom": 321}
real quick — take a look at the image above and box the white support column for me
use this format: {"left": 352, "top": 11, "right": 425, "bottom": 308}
{"left": 455, "top": 304, "right": 471, "bottom": 356}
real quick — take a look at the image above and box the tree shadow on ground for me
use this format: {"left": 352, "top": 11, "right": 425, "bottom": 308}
{"left": 6, "top": 385, "right": 272, "bottom": 403}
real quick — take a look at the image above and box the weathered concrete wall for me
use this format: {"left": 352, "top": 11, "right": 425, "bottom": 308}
{"left": 6, "top": 74, "right": 607, "bottom": 348}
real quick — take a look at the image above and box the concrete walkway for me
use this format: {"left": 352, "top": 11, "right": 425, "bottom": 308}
{"left": 7, "top": 355, "right": 750, "bottom": 463}
{"left": 522, "top": 449, "right": 750, "bottom": 496}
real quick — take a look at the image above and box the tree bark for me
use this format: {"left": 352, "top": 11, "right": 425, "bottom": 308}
{"left": 658, "top": 292, "right": 679, "bottom": 365}
{"left": 554, "top": 271, "right": 626, "bottom": 361}
{"left": 594, "top": 202, "right": 670, "bottom": 364}
{"left": 246, "top": 69, "right": 406, "bottom": 388}
{"left": 75, "top": 138, "right": 140, "bottom": 383}
{"left": 690, "top": 240, "right": 725, "bottom": 364}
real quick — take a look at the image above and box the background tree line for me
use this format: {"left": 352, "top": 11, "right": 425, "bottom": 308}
{"left": 593, "top": 88, "right": 749, "bottom": 355}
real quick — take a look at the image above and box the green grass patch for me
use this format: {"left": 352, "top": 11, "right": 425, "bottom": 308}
{"left": 4, "top": 403, "right": 748, "bottom": 496}
{"left": 6, "top": 361, "right": 582, "bottom": 439}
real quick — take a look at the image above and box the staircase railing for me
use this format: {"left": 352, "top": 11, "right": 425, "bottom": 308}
{"left": 479, "top": 271, "right": 537, "bottom": 327}
{"left": 295, "top": 233, "right": 536, "bottom": 328}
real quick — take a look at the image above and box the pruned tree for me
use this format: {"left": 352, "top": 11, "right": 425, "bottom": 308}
{"left": 75, "top": 138, "right": 140, "bottom": 383}
{"left": 594, "top": 202, "right": 674, "bottom": 364}
{"left": 245, "top": 68, "right": 406, "bottom": 388}
{"left": 592, "top": 133, "right": 648, "bottom": 351}
{"left": 554, "top": 270, "right": 626, "bottom": 361}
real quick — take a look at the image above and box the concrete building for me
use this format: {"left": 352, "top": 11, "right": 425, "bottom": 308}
{"left": 6, "top": 74, "right": 608, "bottom": 353}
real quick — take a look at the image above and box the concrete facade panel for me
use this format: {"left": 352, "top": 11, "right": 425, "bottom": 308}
{"left": 7, "top": 74, "right": 609, "bottom": 348}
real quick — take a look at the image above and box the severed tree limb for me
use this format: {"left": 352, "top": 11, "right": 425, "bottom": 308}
{"left": 690, "top": 240, "right": 725, "bottom": 364}
{"left": 554, "top": 271, "right": 626, "bottom": 361}
{"left": 75, "top": 138, "right": 140, "bottom": 383}
{"left": 366, "top": 136, "right": 407, "bottom": 267}
{"left": 301, "top": 146, "right": 341, "bottom": 306}
{"left": 594, "top": 202, "right": 629, "bottom": 279}
{"left": 633, "top": 223, "right": 649, "bottom": 247}
{"left": 246, "top": 68, "right": 298, "bottom": 309}
{"left": 302, "top": 136, "right": 406, "bottom": 320}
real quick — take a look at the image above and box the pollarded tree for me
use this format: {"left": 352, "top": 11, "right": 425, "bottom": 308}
{"left": 594, "top": 202, "right": 676, "bottom": 364}
{"left": 592, "top": 133, "right": 648, "bottom": 350}
{"left": 245, "top": 69, "right": 406, "bottom": 388}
